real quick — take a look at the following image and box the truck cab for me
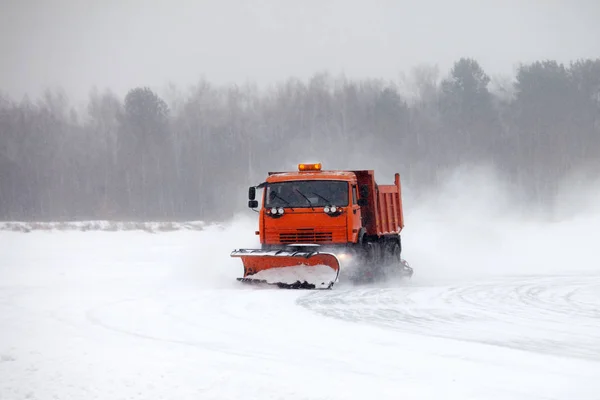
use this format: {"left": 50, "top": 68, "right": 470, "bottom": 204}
{"left": 248, "top": 164, "right": 367, "bottom": 251}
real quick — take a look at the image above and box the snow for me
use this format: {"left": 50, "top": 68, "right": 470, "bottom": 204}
{"left": 247, "top": 264, "right": 338, "bottom": 288}
{"left": 1, "top": 174, "right": 600, "bottom": 400}
{"left": 0, "top": 220, "right": 207, "bottom": 232}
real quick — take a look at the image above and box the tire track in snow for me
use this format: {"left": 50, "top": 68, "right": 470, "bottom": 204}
{"left": 297, "top": 273, "right": 600, "bottom": 361}
{"left": 83, "top": 287, "right": 415, "bottom": 386}
{"left": 84, "top": 292, "right": 282, "bottom": 362}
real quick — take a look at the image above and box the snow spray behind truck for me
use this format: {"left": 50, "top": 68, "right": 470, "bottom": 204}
{"left": 231, "top": 163, "right": 413, "bottom": 289}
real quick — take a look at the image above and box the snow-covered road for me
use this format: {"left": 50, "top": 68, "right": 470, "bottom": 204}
{"left": 300, "top": 274, "right": 600, "bottom": 361}
{"left": 1, "top": 209, "right": 599, "bottom": 399}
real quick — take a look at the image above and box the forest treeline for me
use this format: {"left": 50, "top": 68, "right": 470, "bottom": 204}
{"left": 1, "top": 57, "right": 599, "bottom": 221}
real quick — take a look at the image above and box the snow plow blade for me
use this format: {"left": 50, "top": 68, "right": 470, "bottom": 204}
{"left": 230, "top": 247, "right": 340, "bottom": 289}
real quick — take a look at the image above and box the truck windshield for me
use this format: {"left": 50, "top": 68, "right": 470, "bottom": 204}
{"left": 265, "top": 180, "right": 348, "bottom": 208}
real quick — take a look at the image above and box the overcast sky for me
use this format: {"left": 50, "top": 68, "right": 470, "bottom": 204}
{"left": 1, "top": 0, "right": 599, "bottom": 105}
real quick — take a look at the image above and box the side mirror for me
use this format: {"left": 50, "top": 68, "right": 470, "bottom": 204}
{"left": 248, "top": 200, "right": 259, "bottom": 208}
{"left": 359, "top": 184, "right": 369, "bottom": 198}
{"left": 248, "top": 186, "right": 256, "bottom": 200}
{"left": 357, "top": 198, "right": 368, "bottom": 207}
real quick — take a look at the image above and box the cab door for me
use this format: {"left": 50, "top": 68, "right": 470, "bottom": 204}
{"left": 349, "top": 184, "right": 362, "bottom": 243}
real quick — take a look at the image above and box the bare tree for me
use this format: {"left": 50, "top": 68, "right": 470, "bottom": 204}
{"left": 1, "top": 57, "right": 599, "bottom": 221}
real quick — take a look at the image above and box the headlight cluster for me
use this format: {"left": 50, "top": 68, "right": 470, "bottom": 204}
{"left": 324, "top": 205, "right": 342, "bottom": 215}
{"left": 269, "top": 207, "right": 284, "bottom": 215}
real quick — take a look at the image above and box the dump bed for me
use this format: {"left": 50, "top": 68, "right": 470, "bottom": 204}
{"left": 353, "top": 170, "right": 404, "bottom": 237}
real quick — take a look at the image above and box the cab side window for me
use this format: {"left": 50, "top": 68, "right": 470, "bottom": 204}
{"left": 352, "top": 185, "right": 357, "bottom": 205}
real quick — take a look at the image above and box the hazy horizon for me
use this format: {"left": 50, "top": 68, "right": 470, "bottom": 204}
{"left": 2, "top": 0, "right": 600, "bottom": 105}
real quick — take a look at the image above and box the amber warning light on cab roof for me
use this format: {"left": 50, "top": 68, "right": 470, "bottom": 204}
{"left": 298, "top": 163, "right": 322, "bottom": 171}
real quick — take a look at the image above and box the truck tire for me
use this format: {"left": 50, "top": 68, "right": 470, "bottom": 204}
{"left": 364, "top": 241, "right": 378, "bottom": 265}
{"left": 382, "top": 240, "right": 397, "bottom": 265}
{"left": 390, "top": 241, "right": 401, "bottom": 264}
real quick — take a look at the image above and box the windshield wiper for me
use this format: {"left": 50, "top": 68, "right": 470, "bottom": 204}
{"left": 270, "top": 192, "right": 294, "bottom": 210}
{"left": 295, "top": 188, "right": 315, "bottom": 210}
{"left": 310, "top": 191, "right": 333, "bottom": 205}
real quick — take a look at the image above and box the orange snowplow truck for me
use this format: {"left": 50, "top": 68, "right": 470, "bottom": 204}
{"left": 231, "top": 163, "right": 413, "bottom": 289}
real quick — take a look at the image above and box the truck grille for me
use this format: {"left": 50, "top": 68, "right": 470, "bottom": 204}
{"left": 279, "top": 229, "right": 333, "bottom": 243}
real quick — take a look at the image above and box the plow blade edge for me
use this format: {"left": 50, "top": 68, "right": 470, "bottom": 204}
{"left": 230, "top": 248, "right": 341, "bottom": 289}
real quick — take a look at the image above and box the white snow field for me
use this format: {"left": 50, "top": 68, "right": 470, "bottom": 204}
{"left": 2, "top": 174, "right": 600, "bottom": 400}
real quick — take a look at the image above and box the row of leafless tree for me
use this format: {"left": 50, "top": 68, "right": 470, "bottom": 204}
{"left": 1, "top": 57, "right": 599, "bottom": 221}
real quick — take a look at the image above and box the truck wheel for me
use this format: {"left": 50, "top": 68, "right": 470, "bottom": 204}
{"left": 391, "top": 242, "right": 401, "bottom": 263}
{"left": 364, "top": 241, "right": 378, "bottom": 265}
{"left": 383, "top": 240, "right": 397, "bottom": 265}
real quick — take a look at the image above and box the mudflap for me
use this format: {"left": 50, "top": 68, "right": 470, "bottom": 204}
{"left": 230, "top": 247, "right": 341, "bottom": 290}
